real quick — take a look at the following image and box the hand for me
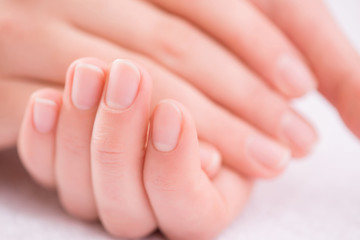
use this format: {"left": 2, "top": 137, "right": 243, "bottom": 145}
{"left": 17, "top": 58, "right": 251, "bottom": 239}
{"left": 249, "top": 0, "right": 360, "bottom": 140}
{"left": 146, "top": 0, "right": 360, "bottom": 141}
{"left": 1, "top": 0, "right": 318, "bottom": 178}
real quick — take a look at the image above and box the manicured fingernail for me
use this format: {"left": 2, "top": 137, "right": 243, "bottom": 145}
{"left": 33, "top": 98, "right": 58, "bottom": 133}
{"left": 152, "top": 101, "right": 182, "bottom": 152}
{"left": 72, "top": 63, "right": 104, "bottom": 110}
{"left": 281, "top": 112, "right": 318, "bottom": 153}
{"left": 106, "top": 59, "right": 141, "bottom": 110}
{"left": 199, "top": 143, "right": 222, "bottom": 178}
{"left": 277, "top": 55, "right": 316, "bottom": 96}
{"left": 246, "top": 135, "right": 290, "bottom": 170}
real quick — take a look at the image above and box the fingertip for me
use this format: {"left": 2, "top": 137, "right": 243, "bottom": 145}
{"left": 18, "top": 88, "right": 62, "bottom": 189}
{"left": 66, "top": 57, "right": 108, "bottom": 81}
{"left": 280, "top": 111, "right": 319, "bottom": 157}
{"left": 30, "top": 89, "right": 62, "bottom": 134}
{"left": 151, "top": 100, "right": 183, "bottom": 153}
{"left": 199, "top": 141, "right": 222, "bottom": 179}
{"left": 277, "top": 54, "right": 318, "bottom": 98}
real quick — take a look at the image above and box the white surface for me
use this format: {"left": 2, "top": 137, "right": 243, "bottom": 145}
{"left": 1, "top": 1, "right": 360, "bottom": 239}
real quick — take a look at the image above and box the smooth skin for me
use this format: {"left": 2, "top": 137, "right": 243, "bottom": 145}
{"left": 1, "top": 0, "right": 319, "bottom": 180}
{"left": 2, "top": 0, "right": 360, "bottom": 175}
{"left": 18, "top": 58, "right": 251, "bottom": 239}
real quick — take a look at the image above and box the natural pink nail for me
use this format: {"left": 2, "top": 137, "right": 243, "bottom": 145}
{"left": 277, "top": 55, "right": 316, "bottom": 96}
{"left": 152, "top": 101, "right": 182, "bottom": 152}
{"left": 72, "top": 63, "right": 104, "bottom": 110}
{"left": 199, "top": 143, "right": 222, "bottom": 178}
{"left": 247, "top": 135, "right": 290, "bottom": 170}
{"left": 33, "top": 98, "right": 58, "bottom": 133}
{"left": 106, "top": 59, "right": 141, "bottom": 110}
{"left": 281, "top": 112, "right": 318, "bottom": 153}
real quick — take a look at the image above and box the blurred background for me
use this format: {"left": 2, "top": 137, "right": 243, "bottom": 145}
{"left": 1, "top": 0, "right": 360, "bottom": 239}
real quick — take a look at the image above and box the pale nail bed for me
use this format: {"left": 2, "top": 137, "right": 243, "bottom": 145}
{"left": 106, "top": 59, "right": 141, "bottom": 110}
{"left": 72, "top": 63, "right": 104, "bottom": 110}
{"left": 33, "top": 98, "right": 58, "bottom": 133}
{"left": 247, "top": 135, "right": 290, "bottom": 170}
{"left": 152, "top": 101, "right": 182, "bottom": 152}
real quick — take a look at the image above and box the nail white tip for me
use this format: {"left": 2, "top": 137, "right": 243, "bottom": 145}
{"left": 35, "top": 98, "right": 57, "bottom": 106}
{"left": 76, "top": 63, "right": 104, "bottom": 75}
{"left": 154, "top": 143, "right": 175, "bottom": 153}
{"left": 113, "top": 59, "right": 141, "bottom": 78}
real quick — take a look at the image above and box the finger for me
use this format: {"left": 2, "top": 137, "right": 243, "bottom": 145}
{"left": 147, "top": 0, "right": 317, "bottom": 98}
{"left": 17, "top": 88, "right": 62, "bottom": 188}
{"left": 55, "top": 58, "right": 107, "bottom": 220}
{"left": 16, "top": 24, "right": 291, "bottom": 177}
{"left": 198, "top": 141, "right": 222, "bottom": 179}
{"left": 91, "top": 59, "right": 156, "bottom": 238}
{"left": 67, "top": 0, "right": 317, "bottom": 156}
{"left": 249, "top": 0, "right": 360, "bottom": 137}
{"left": 144, "top": 100, "right": 252, "bottom": 240}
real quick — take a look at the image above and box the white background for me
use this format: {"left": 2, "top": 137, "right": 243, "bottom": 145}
{"left": 1, "top": 0, "right": 360, "bottom": 239}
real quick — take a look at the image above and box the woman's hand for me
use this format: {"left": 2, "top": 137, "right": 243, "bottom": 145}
{"left": 5, "top": 0, "right": 360, "bottom": 177}
{"left": 250, "top": 0, "right": 360, "bottom": 139}
{"left": 18, "top": 58, "right": 252, "bottom": 239}
{"left": 147, "top": 0, "right": 360, "bottom": 140}
{"left": 0, "top": 0, "right": 319, "bottom": 178}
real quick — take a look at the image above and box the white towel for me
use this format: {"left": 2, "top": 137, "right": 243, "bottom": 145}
{"left": 1, "top": 0, "right": 360, "bottom": 239}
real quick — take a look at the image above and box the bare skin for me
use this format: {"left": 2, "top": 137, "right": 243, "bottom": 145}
{"left": 18, "top": 58, "right": 252, "bottom": 239}
{"left": 2, "top": 0, "right": 360, "bottom": 237}
{"left": 3, "top": 1, "right": 360, "bottom": 176}
{"left": 1, "top": 0, "right": 330, "bottom": 180}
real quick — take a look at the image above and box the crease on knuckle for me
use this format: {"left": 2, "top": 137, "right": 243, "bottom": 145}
{"left": 150, "top": 175, "right": 178, "bottom": 193}
{"left": 91, "top": 131, "right": 126, "bottom": 165}
{"left": 59, "top": 134, "right": 88, "bottom": 157}
{"left": 93, "top": 148, "right": 126, "bottom": 165}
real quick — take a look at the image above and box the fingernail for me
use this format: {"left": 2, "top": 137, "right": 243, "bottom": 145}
{"left": 246, "top": 135, "right": 290, "bottom": 170}
{"left": 281, "top": 112, "right": 318, "bottom": 153}
{"left": 277, "top": 55, "right": 316, "bottom": 96}
{"left": 33, "top": 98, "right": 58, "bottom": 133}
{"left": 152, "top": 101, "right": 182, "bottom": 152}
{"left": 72, "top": 63, "right": 104, "bottom": 110}
{"left": 199, "top": 143, "right": 222, "bottom": 178}
{"left": 106, "top": 59, "right": 141, "bottom": 110}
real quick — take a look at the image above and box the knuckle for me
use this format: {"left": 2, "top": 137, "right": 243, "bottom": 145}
{"left": 153, "top": 17, "right": 195, "bottom": 62}
{"left": 0, "top": 12, "right": 30, "bottom": 45}
{"left": 91, "top": 134, "right": 126, "bottom": 165}
{"left": 58, "top": 134, "right": 88, "bottom": 157}
{"left": 92, "top": 148, "right": 126, "bottom": 165}
{"left": 148, "top": 175, "right": 178, "bottom": 193}
{"left": 0, "top": 15, "right": 20, "bottom": 38}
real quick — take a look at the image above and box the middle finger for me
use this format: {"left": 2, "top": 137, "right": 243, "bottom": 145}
{"left": 91, "top": 59, "right": 156, "bottom": 238}
{"left": 66, "top": 0, "right": 317, "bottom": 156}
